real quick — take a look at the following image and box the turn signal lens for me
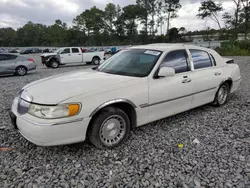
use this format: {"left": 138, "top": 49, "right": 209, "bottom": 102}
{"left": 68, "top": 104, "right": 80, "bottom": 116}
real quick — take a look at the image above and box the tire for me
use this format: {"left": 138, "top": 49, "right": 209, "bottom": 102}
{"left": 50, "top": 61, "right": 59, "bottom": 68}
{"left": 212, "top": 83, "right": 230, "bottom": 106}
{"left": 45, "top": 63, "right": 51, "bottom": 68}
{"left": 92, "top": 57, "right": 100, "bottom": 65}
{"left": 15, "top": 66, "right": 27, "bottom": 76}
{"left": 88, "top": 107, "right": 131, "bottom": 149}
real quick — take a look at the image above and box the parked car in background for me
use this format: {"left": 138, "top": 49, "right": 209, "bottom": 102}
{"left": 0, "top": 48, "right": 8, "bottom": 53}
{"left": 20, "top": 49, "right": 33, "bottom": 54}
{"left": 42, "top": 47, "right": 105, "bottom": 68}
{"left": 9, "top": 49, "right": 19, "bottom": 53}
{"left": 10, "top": 44, "right": 241, "bottom": 149}
{"left": 31, "top": 48, "right": 42, "bottom": 53}
{"left": 43, "top": 48, "right": 52, "bottom": 53}
{"left": 0, "top": 53, "right": 36, "bottom": 76}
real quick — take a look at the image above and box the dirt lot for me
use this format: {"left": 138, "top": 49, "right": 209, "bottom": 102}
{"left": 0, "top": 56, "right": 250, "bottom": 187}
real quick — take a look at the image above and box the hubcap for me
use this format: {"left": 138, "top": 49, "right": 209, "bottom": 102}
{"left": 99, "top": 115, "right": 126, "bottom": 146}
{"left": 18, "top": 67, "right": 26, "bottom": 75}
{"left": 52, "top": 62, "right": 58, "bottom": 68}
{"left": 94, "top": 59, "right": 100, "bottom": 65}
{"left": 218, "top": 85, "right": 228, "bottom": 104}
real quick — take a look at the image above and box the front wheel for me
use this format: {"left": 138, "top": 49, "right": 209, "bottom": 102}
{"left": 92, "top": 57, "right": 100, "bottom": 65}
{"left": 88, "top": 107, "right": 131, "bottom": 149}
{"left": 50, "top": 61, "right": 59, "bottom": 68}
{"left": 212, "top": 83, "right": 229, "bottom": 106}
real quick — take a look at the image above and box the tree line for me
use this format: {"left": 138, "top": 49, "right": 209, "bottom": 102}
{"left": 0, "top": 0, "right": 250, "bottom": 47}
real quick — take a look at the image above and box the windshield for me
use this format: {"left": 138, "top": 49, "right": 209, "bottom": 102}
{"left": 55, "top": 48, "right": 62, "bottom": 53}
{"left": 98, "top": 49, "right": 162, "bottom": 77}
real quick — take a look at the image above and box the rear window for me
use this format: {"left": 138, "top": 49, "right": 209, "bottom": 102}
{"left": 190, "top": 49, "right": 213, "bottom": 69}
{"left": 72, "top": 48, "right": 80, "bottom": 53}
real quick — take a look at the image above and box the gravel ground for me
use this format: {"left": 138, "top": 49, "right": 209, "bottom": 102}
{"left": 0, "top": 57, "right": 250, "bottom": 188}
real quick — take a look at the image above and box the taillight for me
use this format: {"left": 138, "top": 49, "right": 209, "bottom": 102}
{"left": 28, "top": 58, "right": 35, "bottom": 63}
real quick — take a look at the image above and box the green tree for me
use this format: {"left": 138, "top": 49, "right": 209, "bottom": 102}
{"left": 197, "top": 0, "right": 223, "bottom": 29}
{"left": 162, "top": 0, "right": 182, "bottom": 33}
{"left": 104, "top": 3, "right": 117, "bottom": 34}
{"left": 240, "top": 0, "right": 250, "bottom": 39}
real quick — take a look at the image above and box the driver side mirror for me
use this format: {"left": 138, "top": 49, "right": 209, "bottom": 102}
{"left": 158, "top": 67, "right": 175, "bottom": 77}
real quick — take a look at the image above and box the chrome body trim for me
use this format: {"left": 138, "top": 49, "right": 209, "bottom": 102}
{"left": 234, "top": 77, "right": 241, "bottom": 82}
{"left": 140, "top": 87, "right": 217, "bottom": 108}
{"left": 20, "top": 90, "right": 33, "bottom": 102}
{"left": 89, "top": 99, "right": 137, "bottom": 117}
{"left": 22, "top": 116, "right": 84, "bottom": 126}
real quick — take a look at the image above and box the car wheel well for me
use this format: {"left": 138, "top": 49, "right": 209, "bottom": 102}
{"left": 87, "top": 102, "right": 137, "bottom": 138}
{"left": 16, "top": 65, "right": 27, "bottom": 70}
{"left": 224, "top": 79, "right": 233, "bottom": 91}
{"left": 92, "top": 56, "right": 100, "bottom": 60}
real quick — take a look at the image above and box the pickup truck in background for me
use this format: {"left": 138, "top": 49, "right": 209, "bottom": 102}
{"left": 41, "top": 47, "right": 105, "bottom": 68}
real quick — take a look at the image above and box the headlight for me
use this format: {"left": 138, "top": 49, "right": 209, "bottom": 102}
{"left": 28, "top": 103, "right": 81, "bottom": 119}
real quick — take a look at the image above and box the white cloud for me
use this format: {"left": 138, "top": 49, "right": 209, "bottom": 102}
{"left": 0, "top": 0, "right": 235, "bottom": 31}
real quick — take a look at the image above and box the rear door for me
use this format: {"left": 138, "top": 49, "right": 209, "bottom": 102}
{"left": 71, "top": 48, "right": 82, "bottom": 63}
{"left": 187, "top": 49, "right": 224, "bottom": 108}
{"left": 0, "top": 54, "right": 18, "bottom": 74}
{"left": 59, "top": 48, "right": 72, "bottom": 64}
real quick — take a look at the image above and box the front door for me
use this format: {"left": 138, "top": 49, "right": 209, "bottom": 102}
{"left": 148, "top": 49, "right": 194, "bottom": 122}
{"left": 59, "top": 48, "right": 72, "bottom": 64}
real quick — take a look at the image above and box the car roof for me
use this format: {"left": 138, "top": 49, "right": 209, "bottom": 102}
{"left": 130, "top": 43, "right": 213, "bottom": 52}
{"left": 0, "top": 53, "right": 19, "bottom": 56}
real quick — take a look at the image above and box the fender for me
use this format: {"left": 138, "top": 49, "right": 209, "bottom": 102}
{"left": 89, "top": 99, "right": 137, "bottom": 117}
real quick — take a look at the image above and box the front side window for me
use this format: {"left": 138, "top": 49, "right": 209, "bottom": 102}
{"left": 98, "top": 49, "right": 162, "bottom": 77}
{"left": 190, "top": 49, "right": 213, "bottom": 69}
{"left": 160, "top": 50, "right": 189, "bottom": 74}
{"left": 61, "top": 48, "right": 70, "bottom": 54}
{"left": 72, "top": 48, "right": 79, "bottom": 53}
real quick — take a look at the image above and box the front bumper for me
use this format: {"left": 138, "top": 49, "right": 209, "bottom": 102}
{"left": 10, "top": 97, "right": 91, "bottom": 146}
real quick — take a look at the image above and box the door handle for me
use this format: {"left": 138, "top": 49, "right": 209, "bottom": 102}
{"left": 182, "top": 78, "right": 191, "bottom": 83}
{"left": 68, "top": 54, "right": 71, "bottom": 56}
{"left": 78, "top": 54, "right": 81, "bottom": 55}
{"left": 214, "top": 72, "right": 221, "bottom": 76}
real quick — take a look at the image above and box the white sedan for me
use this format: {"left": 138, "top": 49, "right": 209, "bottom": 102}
{"left": 10, "top": 44, "right": 241, "bottom": 149}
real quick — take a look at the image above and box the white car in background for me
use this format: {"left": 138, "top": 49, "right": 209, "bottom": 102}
{"left": 41, "top": 47, "right": 105, "bottom": 68}
{"left": 10, "top": 44, "right": 241, "bottom": 149}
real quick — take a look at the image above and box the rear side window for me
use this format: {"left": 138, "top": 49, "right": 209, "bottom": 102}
{"left": 61, "top": 48, "right": 70, "bottom": 54}
{"left": 160, "top": 50, "right": 190, "bottom": 74}
{"left": 0, "top": 54, "right": 17, "bottom": 61}
{"left": 72, "top": 48, "right": 79, "bottom": 53}
{"left": 190, "top": 49, "right": 213, "bottom": 69}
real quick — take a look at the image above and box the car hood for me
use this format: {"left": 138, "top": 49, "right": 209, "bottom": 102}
{"left": 22, "top": 69, "right": 140, "bottom": 104}
{"left": 41, "top": 53, "right": 57, "bottom": 57}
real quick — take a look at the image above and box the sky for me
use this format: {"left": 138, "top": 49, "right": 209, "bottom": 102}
{"left": 0, "top": 0, "right": 236, "bottom": 32}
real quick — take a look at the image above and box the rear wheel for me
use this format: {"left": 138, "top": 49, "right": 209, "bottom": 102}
{"left": 88, "top": 107, "right": 130, "bottom": 149}
{"left": 92, "top": 57, "right": 100, "bottom": 65}
{"left": 212, "top": 83, "right": 229, "bottom": 106}
{"left": 15, "top": 66, "right": 27, "bottom": 76}
{"left": 50, "top": 61, "right": 59, "bottom": 68}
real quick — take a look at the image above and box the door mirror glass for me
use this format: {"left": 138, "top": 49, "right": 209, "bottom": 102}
{"left": 158, "top": 67, "right": 175, "bottom": 77}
